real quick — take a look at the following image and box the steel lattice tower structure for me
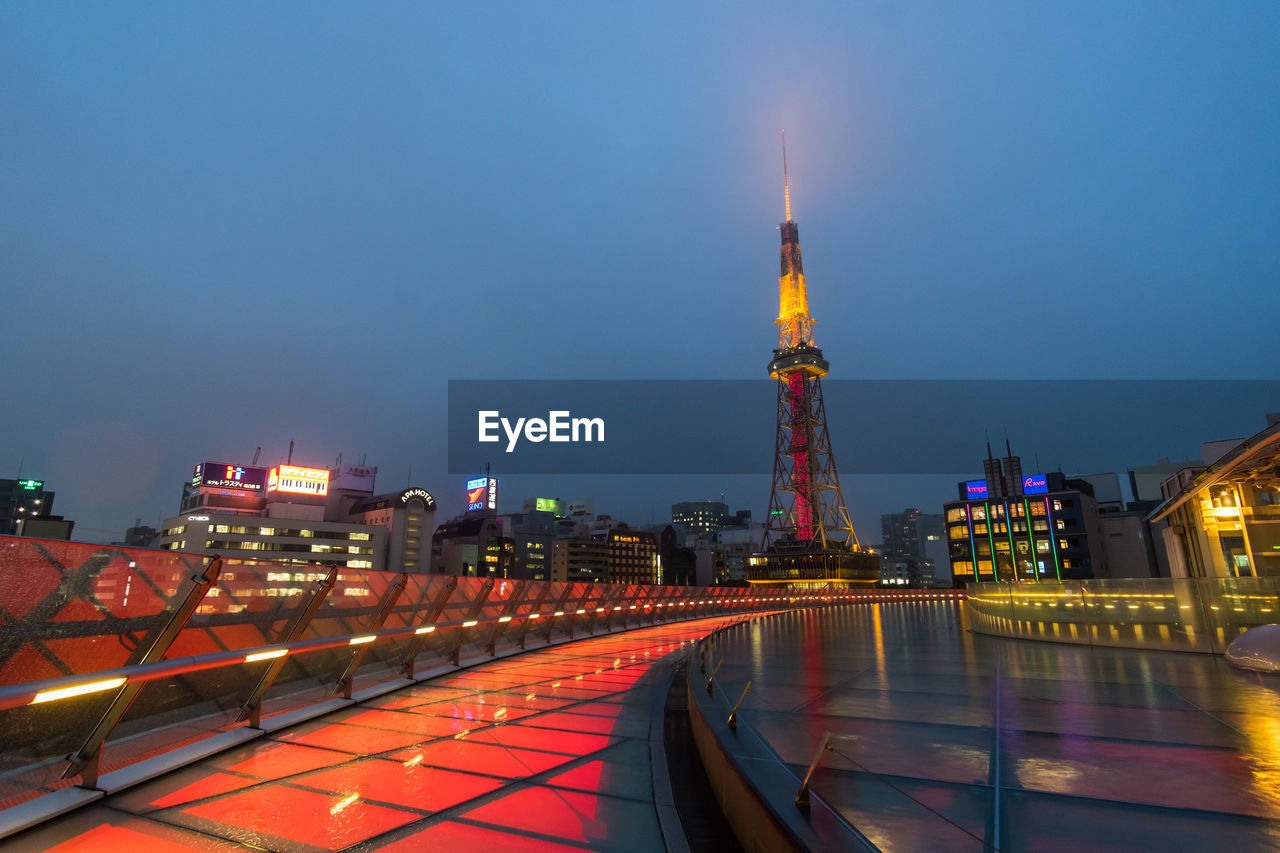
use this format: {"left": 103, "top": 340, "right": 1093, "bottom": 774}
{"left": 749, "top": 138, "right": 879, "bottom": 588}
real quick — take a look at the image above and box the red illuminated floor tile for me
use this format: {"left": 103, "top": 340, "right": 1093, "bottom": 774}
{"left": 208, "top": 740, "right": 351, "bottom": 778}
{"left": 539, "top": 686, "right": 621, "bottom": 701}
{"left": 40, "top": 818, "right": 245, "bottom": 852}
{"left": 178, "top": 782, "right": 420, "bottom": 850}
{"left": 295, "top": 758, "right": 504, "bottom": 813}
{"left": 111, "top": 770, "right": 263, "bottom": 813}
{"left": 471, "top": 725, "right": 618, "bottom": 755}
{"left": 415, "top": 699, "right": 541, "bottom": 723}
{"left": 516, "top": 711, "right": 633, "bottom": 736}
{"left": 389, "top": 739, "right": 575, "bottom": 778}
{"left": 278, "top": 722, "right": 432, "bottom": 754}
{"left": 480, "top": 691, "right": 578, "bottom": 711}
{"left": 458, "top": 785, "right": 663, "bottom": 852}
{"left": 374, "top": 819, "right": 592, "bottom": 852}
{"left": 340, "top": 707, "right": 488, "bottom": 737}
{"left": 394, "top": 685, "right": 485, "bottom": 702}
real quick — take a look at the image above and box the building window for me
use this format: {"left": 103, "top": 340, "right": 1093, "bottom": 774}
{"left": 1037, "top": 541, "right": 1050, "bottom": 553}
{"left": 1059, "top": 539, "right": 1068, "bottom": 550}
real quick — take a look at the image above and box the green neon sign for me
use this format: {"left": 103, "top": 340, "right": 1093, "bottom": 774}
{"left": 16, "top": 479, "right": 43, "bottom": 491}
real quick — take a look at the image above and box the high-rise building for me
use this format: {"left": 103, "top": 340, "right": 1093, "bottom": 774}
{"left": 747, "top": 140, "right": 879, "bottom": 588}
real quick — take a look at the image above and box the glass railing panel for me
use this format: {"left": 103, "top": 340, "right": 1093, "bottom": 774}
{"left": 0, "top": 539, "right": 196, "bottom": 686}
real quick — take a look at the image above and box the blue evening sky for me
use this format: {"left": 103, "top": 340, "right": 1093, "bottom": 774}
{"left": 2, "top": 2, "right": 1278, "bottom": 541}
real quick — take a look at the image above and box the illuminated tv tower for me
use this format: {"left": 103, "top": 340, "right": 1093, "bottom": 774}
{"left": 749, "top": 135, "right": 879, "bottom": 587}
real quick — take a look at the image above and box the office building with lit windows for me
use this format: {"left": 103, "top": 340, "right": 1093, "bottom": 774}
{"left": 607, "top": 528, "right": 660, "bottom": 585}
{"left": 944, "top": 457, "right": 1104, "bottom": 585}
{"left": 155, "top": 513, "right": 386, "bottom": 571}
{"left": 157, "top": 458, "right": 437, "bottom": 574}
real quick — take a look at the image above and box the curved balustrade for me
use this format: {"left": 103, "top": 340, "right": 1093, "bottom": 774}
{"left": 967, "top": 577, "right": 1280, "bottom": 652}
{"left": 0, "top": 535, "right": 881, "bottom": 838}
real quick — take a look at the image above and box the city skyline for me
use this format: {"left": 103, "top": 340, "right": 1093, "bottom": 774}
{"left": 4, "top": 3, "right": 1280, "bottom": 542}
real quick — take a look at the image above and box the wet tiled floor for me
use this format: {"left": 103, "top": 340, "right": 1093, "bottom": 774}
{"left": 708, "top": 601, "right": 1280, "bottom": 852}
{"left": 14, "top": 617, "right": 750, "bottom": 852}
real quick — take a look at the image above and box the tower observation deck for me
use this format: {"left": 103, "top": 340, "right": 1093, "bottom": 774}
{"left": 748, "top": 139, "right": 880, "bottom": 587}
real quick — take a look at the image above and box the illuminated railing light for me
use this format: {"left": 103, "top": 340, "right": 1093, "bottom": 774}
{"left": 529, "top": 613, "right": 541, "bottom": 619}
{"left": 597, "top": 608, "right": 606, "bottom": 612}
{"left": 555, "top": 611, "right": 565, "bottom": 616}
{"left": 349, "top": 635, "right": 376, "bottom": 645}
{"left": 415, "top": 625, "right": 436, "bottom": 634}
{"left": 498, "top": 615, "right": 513, "bottom": 622}
{"left": 244, "top": 649, "right": 288, "bottom": 663}
{"left": 576, "top": 609, "right": 587, "bottom": 614}
{"left": 31, "top": 677, "right": 127, "bottom": 704}
{"left": 462, "top": 620, "right": 479, "bottom": 627}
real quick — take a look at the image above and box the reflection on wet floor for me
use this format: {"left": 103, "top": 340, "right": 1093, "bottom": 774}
{"left": 17, "top": 617, "right": 751, "bottom": 852}
{"left": 709, "top": 601, "right": 1280, "bottom": 852}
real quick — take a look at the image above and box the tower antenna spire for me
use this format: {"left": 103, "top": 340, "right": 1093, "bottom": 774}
{"left": 782, "top": 130, "right": 792, "bottom": 222}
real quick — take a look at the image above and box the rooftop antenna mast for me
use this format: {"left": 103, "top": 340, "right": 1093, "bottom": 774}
{"left": 782, "top": 130, "right": 792, "bottom": 223}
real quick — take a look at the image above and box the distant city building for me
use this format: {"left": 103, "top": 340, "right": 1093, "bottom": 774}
{"left": 944, "top": 446, "right": 1105, "bottom": 585}
{"left": 1, "top": 478, "right": 55, "bottom": 536}
{"left": 606, "top": 528, "right": 660, "bottom": 585}
{"left": 521, "top": 498, "right": 565, "bottom": 517}
{"left": 15, "top": 515, "right": 74, "bottom": 540}
{"left": 123, "top": 519, "right": 159, "bottom": 548}
{"left": 1150, "top": 416, "right": 1280, "bottom": 578}
{"left": 346, "top": 487, "right": 438, "bottom": 573}
{"left": 500, "top": 510, "right": 558, "bottom": 580}
{"left": 430, "top": 514, "right": 512, "bottom": 577}
{"left": 158, "top": 456, "right": 435, "bottom": 574}
{"left": 879, "top": 508, "right": 947, "bottom": 587}
{"left": 551, "top": 537, "right": 610, "bottom": 584}
{"left": 672, "top": 501, "right": 730, "bottom": 536}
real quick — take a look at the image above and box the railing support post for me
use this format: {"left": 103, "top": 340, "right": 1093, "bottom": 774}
{"left": 727, "top": 680, "right": 752, "bottom": 731}
{"left": 795, "top": 732, "right": 833, "bottom": 809}
{"left": 334, "top": 573, "right": 407, "bottom": 699}
{"left": 237, "top": 566, "right": 338, "bottom": 727}
{"left": 485, "top": 581, "right": 528, "bottom": 656}
{"left": 446, "top": 578, "right": 494, "bottom": 665}
{"left": 66, "top": 558, "right": 223, "bottom": 788}
{"left": 400, "top": 578, "right": 457, "bottom": 679}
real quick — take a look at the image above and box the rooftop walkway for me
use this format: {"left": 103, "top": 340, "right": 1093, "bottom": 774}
{"left": 705, "top": 600, "right": 1280, "bottom": 852}
{"left": 11, "top": 616, "right": 752, "bottom": 852}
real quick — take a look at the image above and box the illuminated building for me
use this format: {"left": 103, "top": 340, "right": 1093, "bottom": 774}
{"left": 155, "top": 512, "right": 386, "bottom": 571}
{"left": 522, "top": 497, "right": 565, "bottom": 517}
{"left": 671, "top": 501, "right": 728, "bottom": 536}
{"left": 747, "top": 140, "right": 879, "bottom": 588}
{"left": 607, "top": 528, "right": 660, "bottom": 585}
{"left": 943, "top": 446, "right": 1103, "bottom": 585}
{"left": 429, "top": 515, "right": 513, "bottom": 577}
{"left": 1150, "top": 415, "right": 1280, "bottom": 578}
{"left": 1, "top": 478, "right": 55, "bottom": 535}
{"left": 160, "top": 457, "right": 436, "bottom": 573}
{"left": 499, "top": 510, "right": 558, "bottom": 580}
{"left": 551, "top": 537, "right": 610, "bottom": 583}
{"left": 345, "top": 487, "right": 438, "bottom": 573}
